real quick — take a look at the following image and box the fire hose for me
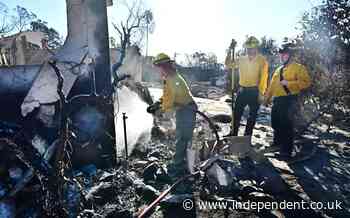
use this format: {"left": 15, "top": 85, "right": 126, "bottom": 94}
{"left": 146, "top": 102, "right": 220, "bottom": 145}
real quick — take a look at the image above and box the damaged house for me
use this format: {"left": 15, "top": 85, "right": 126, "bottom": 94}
{"left": 0, "top": 0, "right": 119, "bottom": 216}
{"left": 0, "top": 31, "right": 52, "bottom": 66}
{"left": 0, "top": 0, "right": 349, "bottom": 217}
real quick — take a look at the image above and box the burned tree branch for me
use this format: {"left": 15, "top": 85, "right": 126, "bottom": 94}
{"left": 48, "top": 60, "right": 73, "bottom": 216}
{"left": 48, "top": 61, "right": 69, "bottom": 169}
{"left": 111, "top": 0, "right": 150, "bottom": 81}
{"left": 113, "top": 23, "right": 123, "bottom": 39}
{"left": 124, "top": 0, "right": 140, "bottom": 28}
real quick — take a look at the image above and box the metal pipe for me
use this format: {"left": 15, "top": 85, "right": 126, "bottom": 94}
{"left": 122, "top": 113, "right": 128, "bottom": 161}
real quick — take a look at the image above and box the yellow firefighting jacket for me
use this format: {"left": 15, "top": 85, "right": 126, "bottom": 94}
{"left": 160, "top": 72, "right": 194, "bottom": 112}
{"left": 265, "top": 62, "right": 311, "bottom": 99}
{"left": 225, "top": 54, "right": 269, "bottom": 95}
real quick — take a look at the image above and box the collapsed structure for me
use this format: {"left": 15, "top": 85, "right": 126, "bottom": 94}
{"left": 0, "top": 0, "right": 349, "bottom": 218}
{"left": 0, "top": 0, "right": 118, "bottom": 216}
{"left": 0, "top": 0, "right": 116, "bottom": 165}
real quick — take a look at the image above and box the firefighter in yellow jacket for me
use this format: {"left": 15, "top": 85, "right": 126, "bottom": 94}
{"left": 264, "top": 41, "right": 311, "bottom": 158}
{"left": 225, "top": 36, "right": 269, "bottom": 136}
{"left": 148, "top": 53, "right": 197, "bottom": 178}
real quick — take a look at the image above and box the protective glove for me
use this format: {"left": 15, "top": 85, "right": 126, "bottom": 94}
{"left": 147, "top": 101, "right": 161, "bottom": 114}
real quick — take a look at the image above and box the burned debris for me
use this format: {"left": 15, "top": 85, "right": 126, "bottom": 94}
{"left": 0, "top": 0, "right": 350, "bottom": 218}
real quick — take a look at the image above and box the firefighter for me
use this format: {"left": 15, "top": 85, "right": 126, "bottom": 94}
{"left": 147, "top": 53, "right": 198, "bottom": 178}
{"left": 264, "top": 40, "right": 312, "bottom": 158}
{"left": 225, "top": 36, "right": 269, "bottom": 136}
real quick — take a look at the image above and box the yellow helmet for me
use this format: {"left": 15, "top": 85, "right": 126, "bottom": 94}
{"left": 244, "top": 36, "right": 260, "bottom": 49}
{"left": 153, "top": 53, "right": 173, "bottom": 65}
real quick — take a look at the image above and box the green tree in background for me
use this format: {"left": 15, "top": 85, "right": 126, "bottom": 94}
{"left": 30, "top": 19, "right": 63, "bottom": 49}
{"left": 0, "top": 1, "right": 63, "bottom": 49}
{"left": 295, "top": 0, "right": 350, "bottom": 129}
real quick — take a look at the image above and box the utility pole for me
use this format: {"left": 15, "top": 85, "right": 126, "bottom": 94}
{"left": 145, "top": 10, "right": 153, "bottom": 57}
{"left": 146, "top": 22, "right": 149, "bottom": 57}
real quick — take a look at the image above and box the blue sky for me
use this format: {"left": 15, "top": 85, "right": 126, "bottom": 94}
{"left": 5, "top": 0, "right": 321, "bottom": 62}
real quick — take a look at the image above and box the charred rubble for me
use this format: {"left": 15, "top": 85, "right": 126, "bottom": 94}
{"left": 0, "top": 0, "right": 350, "bottom": 218}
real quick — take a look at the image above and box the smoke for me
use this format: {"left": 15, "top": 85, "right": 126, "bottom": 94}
{"left": 117, "top": 46, "right": 143, "bottom": 82}
{"left": 114, "top": 86, "right": 153, "bottom": 156}
{"left": 113, "top": 46, "right": 159, "bottom": 157}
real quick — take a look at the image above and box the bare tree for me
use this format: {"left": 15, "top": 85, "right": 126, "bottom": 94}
{"left": 30, "top": 19, "right": 63, "bottom": 49}
{"left": 0, "top": 3, "right": 37, "bottom": 36}
{"left": 111, "top": 0, "right": 153, "bottom": 78}
{"left": 0, "top": 2, "right": 14, "bottom": 36}
{"left": 12, "top": 5, "right": 37, "bottom": 32}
